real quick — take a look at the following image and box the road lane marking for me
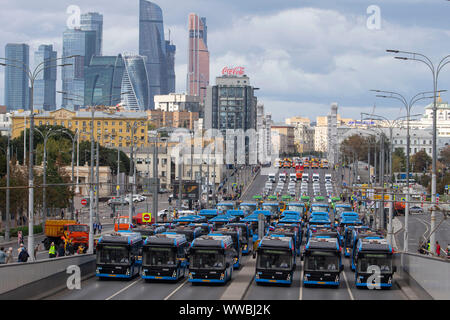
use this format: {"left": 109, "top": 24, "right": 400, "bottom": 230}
{"left": 163, "top": 278, "right": 188, "bottom": 300}
{"left": 105, "top": 277, "right": 142, "bottom": 300}
{"left": 342, "top": 270, "right": 355, "bottom": 300}
{"left": 299, "top": 260, "right": 304, "bottom": 300}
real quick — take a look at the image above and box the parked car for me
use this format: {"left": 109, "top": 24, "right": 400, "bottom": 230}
{"left": 158, "top": 188, "right": 169, "bottom": 194}
{"left": 107, "top": 196, "right": 129, "bottom": 206}
{"left": 409, "top": 205, "right": 424, "bottom": 214}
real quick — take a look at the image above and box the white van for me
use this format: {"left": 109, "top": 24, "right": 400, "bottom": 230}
{"left": 279, "top": 173, "right": 287, "bottom": 182}
{"left": 268, "top": 173, "right": 276, "bottom": 183}
{"left": 325, "top": 173, "right": 332, "bottom": 182}
{"left": 290, "top": 173, "right": 297, "bottom": 182}
{"left": 312, "top": 173, "right": 320, "bottom": 182}
{"left": 302, "top": 173, "right": 309, "bottom": 182}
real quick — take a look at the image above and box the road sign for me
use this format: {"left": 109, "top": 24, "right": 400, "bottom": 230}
{"left": 445, "top": 185, "right": 448, "bottom": 190}
{"left": 116, "top": 185, "right": 120, "bottom": 191}
{"left": 81, "top": 198, "right": 88, "bottom": 206}
{"left": 142, "top": 212, "right": 152, "bottom": 223}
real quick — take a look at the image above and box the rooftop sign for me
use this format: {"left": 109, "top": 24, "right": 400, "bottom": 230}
{"left": 221, "top": 66, "right": 245, "bottom": 76}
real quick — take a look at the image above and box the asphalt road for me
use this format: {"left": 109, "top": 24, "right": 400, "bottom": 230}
{"left": 43, "top": 165, "right": 409, "bottom": 300}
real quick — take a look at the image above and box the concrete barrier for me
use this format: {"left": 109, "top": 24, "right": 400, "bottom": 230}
{"left": 0, "top": 254, "right": 95, "bottom": 300}
{"left": 395, "top": 252, "right": 450, "bottom": 300}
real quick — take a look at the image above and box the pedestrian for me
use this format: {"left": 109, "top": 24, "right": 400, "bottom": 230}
{"left": 5, "top": 247, "right": 13, "bottom": 264}
{"left": 57, "top": 243, "right": 65, "bottom": 257}
{"left": 34, "top": 244, "right": 39, "bottom": 259}
{"left": 17, "top": 230, "right": 23, "bottom": 246}
{"left": 49, "top": 242, "right": 56, "bottom": 258}
{"left": 61, "top": 209, "right": 64, "bottom": 219}
{"left": 93, "top": 222, "right": 97, "bottom": 235}
{"left": 18, "top": 245, "right": 29, "bottom": 263}
{"left": 436, "top": 241, "right": 441, "bottom": 257}
{"left": 75, "top": 210, "right": 79, "bottom": 222}
{"left": 0, "top": 247, "right": 7, "bottom": 264}
{"left": 98, "top": 223, "right": 102, "bottom": 234}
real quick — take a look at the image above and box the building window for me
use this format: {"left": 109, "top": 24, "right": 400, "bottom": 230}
{"left": 112, "top": 121, "right": 115, "bottom": 126}
{"left": 105, "top": 121, "right": 108, "bottom": 126}
{"left": 97, "top": 121, "right": 101, "bottom": 126}
{"left": 39, "top": 121, "right": 42, "bottom": 126}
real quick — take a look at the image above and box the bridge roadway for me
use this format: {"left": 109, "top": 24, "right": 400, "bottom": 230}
{"left": 44, "top": 166, "right": 409, "bottom": 300}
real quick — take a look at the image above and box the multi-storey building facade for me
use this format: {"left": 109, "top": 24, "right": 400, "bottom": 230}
{"left": 4, "top": 44, "right": 29, "bottom": 111}
{"left": 154, "top": 93, "right": 200, "bottom": 112}
{"left": 33, "top": 45, "right": 57, "bottom": 111}
{"left": 80, "top": 12, "right": 103, "bottom": 56}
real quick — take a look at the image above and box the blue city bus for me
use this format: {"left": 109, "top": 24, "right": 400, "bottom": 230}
{"left": 241, "top": 213, "right": 268, "bottom": 244}
{"left": 344, "top": 226, "right": 371, "bottom": 259}
{"left": 338, "top": 211, "right": 359, "bottom": 223}
{"left": 188, "top": 223, "right": 214, "bottom": 236}
{"left": 354, "top": 237, "right": 396, "bottom": 289}
{"left": 260, "top": 203, "right": 281, "bottom": 221}
{"left": 227, "top": 222, "right": 252, "bottom": 255}
{"left": 284, "top": 202, "right": 305, "bottom": 216}
{"left": 227, "top": 209, "right": 245, "bottom": 221}
{"left": 310, "top": 203, "right": 330, "bottom": 215}
{"left": 254, "top": 209, "right": 274, "bottom": 225}
{"left": 209, "top": 214, "right": 237, "bottom": 229}
{"left": 255, "top": 235, "right": 295, "bottom": 285}
{"left": 211, "top": 226, "right": 242, "bottom": 269}
{"left": 216, "top": 202, "right": 235, "bottom": 214}
{"left": 334, "top": 204, "right": 352, "bottom": 220}
{"left": 277, "top": 218, "right": 303, "bottom": 247}
{"left": 141, "top": 232, "right": 189, "bottom": 281}
{"left": 171, "top": 225, "right": 203, "bottom": 244}
{"left": 269, "top": 225, "right": 301, "bottom": 256}
{"left": 350, "top": 231, "right": 382, "bottom": 270}
{"left": 96, "top": 232, "right": 143, "bottom": 279}
{"left": 173, "top": 215, "right": 206, "bottom": 225}
{"left": 239, "top": 202, "right": 258, "bottom": 216}
{"left": 199, "top": 209, "right": 219, "bottom": 221}
{"left": 188, "top": 234, "right": 235, "bottom": 284}
{"left": 302, "top": 237, "right": 343, "bottom": 287}
{"left": 133, "top": 225, "right": 166, "bottom": 240}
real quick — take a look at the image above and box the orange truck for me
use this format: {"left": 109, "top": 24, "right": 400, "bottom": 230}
{"left": 394, "top": 201, "right": 405, "bottom": 215}
{"left": 43, "top": 219, "right": 89, "bottom": 251}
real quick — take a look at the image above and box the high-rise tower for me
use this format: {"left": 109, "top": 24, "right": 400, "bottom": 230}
{"left": 34, "top": 44, "right": 57, "bottom": 111}
{"left": 187, "top": 14, "right": 209, "bottom": 104}
{"left": 4, "top": 43, "right": 30, "bottom": 111}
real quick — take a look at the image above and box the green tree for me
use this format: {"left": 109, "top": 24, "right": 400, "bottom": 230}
{"left": 439, "top": 145, "right": 450, "bottom": 168}
{"left": 392, "top": 148, "right": 406, "bottom": 172}
{"left": 410, "top": 150, "right": 432, "bottom": 173}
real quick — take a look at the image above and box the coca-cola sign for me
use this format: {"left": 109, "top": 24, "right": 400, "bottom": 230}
{"left": 221, "top": 66, "right": 245, "bottom": 76}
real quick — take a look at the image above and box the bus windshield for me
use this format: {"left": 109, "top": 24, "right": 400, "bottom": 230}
{"left": 286, "top": 205, "right": 303, "bottom": 212}
{"left": 217, "top": 205, "right": 232, "bottom": 212}
{"left": 345, "top": 230, "right": 353, "bottom": 247}
{"left": 68, "top": 225, "right": 88, "bottom": 232}
{"left": 144, "top": 247, "right": 176, "bottom": 267}
{"left": 305, "top": 251, "right": 339, "bottom": 271}
{"left": 311, "top": 206, "right": 327, "bottom": 212}
{"left": 262, "top": 205, "right": 278, "bottom": 214}
{"left": 118, "top": 218, "right": 129, "bottom": 224}
{"left": 97, "top": 245, "right": 130, "bottom": 265}
{"left": 357, "top": 253, "right": 392, "bottom": 273}
{"left": 190, "top": 249, "right": 225, "bottom": 269}
{"left": 240, "top": 205, "right": 256, "bottom": 214}
{"left": 335, "top": 207, "right": 350, "bottom": 215}
{"left": 257, "top": 249, "right": 292, "bottom": 270}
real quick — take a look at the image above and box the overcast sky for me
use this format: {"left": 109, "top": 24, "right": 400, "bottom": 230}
{"left": 1, "top": 0, "right": 450, "bottom": 121}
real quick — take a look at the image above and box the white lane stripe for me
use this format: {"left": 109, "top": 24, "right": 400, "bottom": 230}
{"left": 164, "top": 278, "right": 188, "bottom": 300}
{"left": 299, "top": 260, "right": 304, "bottom": 300}
{"left": 105, "top": 277, "right": 142, "bottom": 300}
{"left": 342, "top": 270, "right": 355, "bottom": 301}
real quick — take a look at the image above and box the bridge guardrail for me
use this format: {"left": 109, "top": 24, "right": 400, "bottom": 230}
{"left": 0, "top": 254, "right": 95, "bottom": 299}
{"left": 395, "top": 252, "right": 450, "bottom": 300}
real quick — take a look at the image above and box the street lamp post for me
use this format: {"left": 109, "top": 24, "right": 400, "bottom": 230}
{"left": 386, "top": 49, "right": 450, "bottom": 254}
{"left": 371, "top": 88, "right": 444, "bottom": 251}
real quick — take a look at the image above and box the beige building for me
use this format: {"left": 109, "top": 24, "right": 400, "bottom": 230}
{"left": 154, "top": 93, "right": 200, "bottom": 112}
{"left": 314, "top": 114, "right": 356, "bottom": 152}
{"left": 271, "top": 124, "right": 296, "bottom": 155}
{"left": 147, "top": 110, "right": 199, "bottom": 130}
{"left": 285, "top": 116, "right": 314, "bottom": 154}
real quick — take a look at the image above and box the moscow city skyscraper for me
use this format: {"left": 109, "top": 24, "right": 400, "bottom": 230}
{"left": 61, "top": 28, "right": 96, "bottom": 110}
{"left": 33, "top": 44, "right": 57, "bottom": 111}
{"left": 139, "top": 0, "right": 175, "bottom": 109}
{"left": 187, "top": 13, "right": 209, "bottom": 104}
{"left": 4, "top": 43, "right": 30, "bottom": 111}
{"left": 80, "top": 12, "right": 103, "bottom": 56}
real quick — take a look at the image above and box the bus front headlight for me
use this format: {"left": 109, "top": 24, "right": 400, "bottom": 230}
{"left": 287, "top": 273, "right": 291, "bottom": 281}
{"left": 172, "top": 271, "right": 177, "bottom": 278}
{"left": 126, "top": 268, "right": 130, "bottom": 276}
{"left": 220, "top": 273, "right": 225, "bottom": 280}
{"left": 189, "top": 272, "right": 193, "bottom": 279}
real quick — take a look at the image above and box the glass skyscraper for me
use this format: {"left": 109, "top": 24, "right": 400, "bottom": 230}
{"left": 84, "top": 55, "right": 125, "bottom": 107}
{"left": 166, "top": 40, "right": 176, "bottom": 94}
{"left": 139, "top": 0, "right": 172, "bottom": 109}
{"left": 34, "top": 44, "right": 57, "bottom": 111}
{"left": 61, "top": 28, "right": 96, "bottom": 110}
{"left": 80, "top": 12, "right": 103, "bottom": 56}
{"left": 4, "top": 43, "right": 30, "bottom": 111}
{"left": 121, "top": 54, "right": 150, "bottom": 111}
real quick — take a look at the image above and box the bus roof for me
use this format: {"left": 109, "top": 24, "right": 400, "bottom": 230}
{"left": 191, "top": 234, "right": 233, "bottom": 248}
{"left": 209, "top": 215, "right": 235, "bottom": 222}
{"left": 99, "top": 232, "right": 142, "bottom": 245}
{"left": 144, "top": 232, "right": 187, "bottom": 246}
{"left": 258, "top": 235, "right": 293, "bottom": 250}
{"left": 227, "top": 210, "right": 245, "bottom": 216}
{"left": 306, "top": 237, "right": 339, "bottom": 251}
{"left": 358, "top": 237, "right": 392, "bottom": 253}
